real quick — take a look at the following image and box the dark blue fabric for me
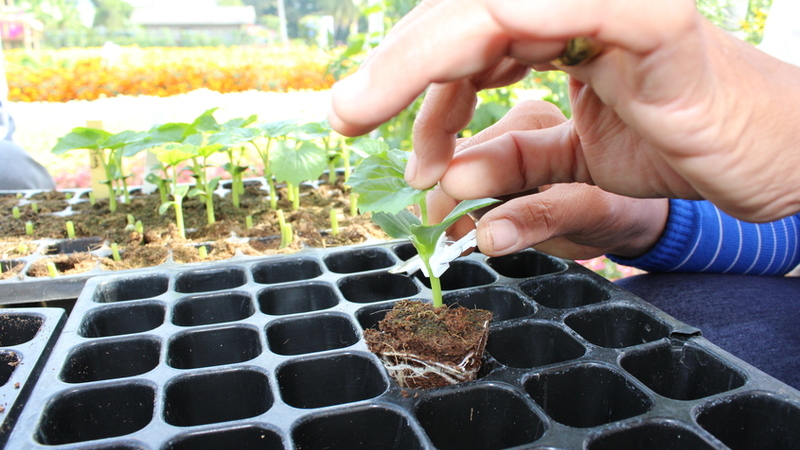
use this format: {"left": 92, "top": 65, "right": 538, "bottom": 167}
{"left": 616, "top": 273, "right": 800, "bottom": 390}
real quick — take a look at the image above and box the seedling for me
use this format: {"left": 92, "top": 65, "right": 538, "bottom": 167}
{"left": 198, "top": 245, "right": 208, "bottom": 260}
{"left": 135, "top": 220, "right": 144, "bottom": 234}
{"left": 245, "top": 215, "right": 253, "bottom": 230}
{"left": 11, "top": 207, "right": 19, "bottom": 219}
{"left": 89, "top": 191, "right": 96, "bottom": 206}
{"left": 255, "top": 120, "right": 296, "bottom": 209}
{"left": 46, "top": 261, "right": 58, "bottom": 278}
{"left": 64, "top": 192, "right": 73, "bottom": 200}
{"left": 17, "top": 243, "right": 28, "bottom": 255}
{"left": 275, "top": 209, "right": 293, "bottom": 248}
{"left": 152, "top": 145, "right": 194, "bottom": 240}
{"left": 330, "top": 209, "right": 339, "bottom": 236}
{"left": 271, "top": 126, "right": 327, "bottom": 211}
{"left": 65, "top": 221, "right": 75, "bottom": 239}
{"left": 110, "top": 243, "right": 122, "bottom": 262}
{"left": 349, "top": 149, "right": 498, "bottom": 307}
{"left": 30, "top": 202, "right": 38, "bottom": 214}
{"left": 25, "top": 221, "right": 33, "bottom": 236}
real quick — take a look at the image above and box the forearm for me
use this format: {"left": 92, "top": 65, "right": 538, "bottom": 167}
{"left": 609, "top": 199, "right": 800, "bottom": 276}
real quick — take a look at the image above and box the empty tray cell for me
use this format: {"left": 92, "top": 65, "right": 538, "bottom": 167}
{"left": 393, "top": 242, "right": 417, "bottom": 261}
{"left": 338, "top": 272, "right": 420, "bottom": 303}
{"left": 167, "top": 325, "right": 262, "bottom": 369}
{"left": 0, "top": 312, "right": 43, "bottom": 345}
{"left": 35, "top": 381, "right": 156, "bottom": 445}
{"left": 520, "top": 274, "right": 610, "bottom": 309}
{"left": 164, "top": 367, "right": 273, "bottom": 427}
{"left": 696, "top": 392, "right": 800, "bottom": 449}
{"left": 565, "top": 305, "right": 671, "bottom": 348}
{"left": 175, "top": 266, "right": 247, "bottom": 293}
{"left": 0, "top": 350, "right": 19, "bottom": 386}
{"left": 258, "top": 282, "right": 339, "bottom": 316}
{"left": 277, "top": 353, "right": 387, "bottom": 409}
{"left": 293, "top": 405, "right": 422, "bottom": 450}
{"left": 487, "top": 322, "right": 585, "bottom": 369}
{"left": 415, "top": 384, "right": 546, "bottom": 450}
{"left": 166, "top": 425, "right": 284, "bottom": 450}
{"left": 93, "top": 274, "right": 169, "bottom": 303}
{"left": 415, "top": 260, "right": 497, "bottom": 290}
{"left": 0, "top": 259, "right": 24, "bottom": 276}
{"left": 252, "top": 257, "right": 322, "bottom": 284}
{"left": 323, "top": 247, "right": 395, "bottom": 273}
{"left": 444, "top": 286, "right": 536, "bottom": 322}
{"left": 45, "top": 237, "right": 103, "bottom": 255}
{"left": 587, "top": 419, "right": 716, "bottom": 450}
{"left": 78, "top": 302, "right": 165, "bottom": 337}
{"left": 621, "top": 341, "right": 746, "bottom": 400}
{"left": 524, "top": 364, "right": 653, "bottom": 428}
{"left": 355, "top": 301, "right": 400, "bottom": 330}
{"left": 172, "top": 291, "right": 255, "bottom": 326}
{"left": 267, "top": 313, "right": 359, "bottom": 356}
{"left": 61, "top": 336, "right": 161, "bottom": 383}
{"left": 487, "top": 250, "right": 566, "bottom": 278}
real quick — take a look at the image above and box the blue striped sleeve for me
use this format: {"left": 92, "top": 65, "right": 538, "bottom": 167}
{"left": 608, "top": 199, "right": 800, "bottom": 276}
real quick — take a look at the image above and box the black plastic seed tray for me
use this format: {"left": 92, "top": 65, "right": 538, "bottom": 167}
{"left": 0, "top": 308, "right": 66, "bottom": 447}
{"left": 6, "top": 241, "right": 800, "bottom": 449}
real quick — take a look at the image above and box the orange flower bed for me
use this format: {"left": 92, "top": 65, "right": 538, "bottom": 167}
{"left": 5, "top": 46, "right": 337, "bottom": 102}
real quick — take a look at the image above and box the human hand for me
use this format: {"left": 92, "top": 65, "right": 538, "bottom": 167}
{"left": 330, "top": 0, "right": 800, "bottom": 222}
{"left": 427, "top": 100, "right": 668, "bottom": 259}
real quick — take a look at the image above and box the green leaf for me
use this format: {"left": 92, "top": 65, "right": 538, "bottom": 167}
{"left": 158, "top": 201, "right": 174, "bottom": 215}
{"left": 105, "top": 130, "right": 147, "bottom": 150}
{"left": 173, "top": 184, "right": 190, "bottom": 198}
{"left": 271, "top": 140, "right": 327, "bottom": 186}
{"left": 191, "top": 107, "right": 221, "bottom": 133}
{"left": 187, "top": 187, "right": 204, "bottom": 198}
{"left": 348, "top": 149, "right": 426, "bottom": 214}
{"left": 154, "top": 145, "right": 194, "bottom": 167}
{"left": 148, "top": 122, "right": 191, "bottom": 144}
{"left": 372, "top": 209, "right": 420, "bottom": 240}
{"left": 223, "top": 114, "right": 258, "bottom": 129}
{"left": 348, "top": 138, "right": 389, "bottom": 159}
{"left": 300, "top": 120, "right": 332, "bottom": 139}
{"left": 209, "top": 127, "right": 262, "bottom": 147}
{"left": 259, "top": 119, "right": 297, "bottom": 137}
{"left": 412, "top": 198, "right": 500, "bottom": 249}
{"left": 52, "top": 127, "right": 112, "bottom": 154}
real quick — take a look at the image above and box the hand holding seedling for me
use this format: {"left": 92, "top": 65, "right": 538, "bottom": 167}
{"left": 330, "top": 0, "right": 800, "bottom": 224}
{"left": 349, "top": 149, "right": 498, "bottom": 307}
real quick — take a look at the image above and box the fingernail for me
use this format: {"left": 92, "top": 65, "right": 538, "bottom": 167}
{"left": 488, "top": 219, "right": 518, "bottom": 253}
{"left": 405, "top": 151, "right": 418, "bottom": 184}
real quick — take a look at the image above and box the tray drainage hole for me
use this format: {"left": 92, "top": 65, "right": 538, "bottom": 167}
{"left": 267, "top": 313, "right": 359, "bottom": 356}
{"left": 175, "top": 266, "right": 247, "bottom": 293}
{"left": 252, "top": 257, "right": 322, "bottom": 284}
{"left": 293, "top": 406, "right": 422, "bottom": 450}
{"left": 338, "top": 272, "right": 420, "bottom": 304}
{"left": 172, "top": 291, "right": 255, "bottom": 326}
{"left": 323, "top": 247, "right": 395, "bottom": 274}
{"left": 258, "top": 282, "right": 339, "bottom": 316}
{"left": 164, "top": 368, "right": 273, "bottom": 427}
{"left": 166, "top": 425, "right": 285, "bottom": 450}
{"left": 79, "top": 302, "right": 165, "bottom": 337}
{"left": 35, "top": 382, "right": 156, "bottom": 445}
{"left": 487, "top": 250, "right": 567, "bottom": 278}
{"left": 444, "top": 287, "right": 536, "bottom": 322}
{"left": 565, "top": 305, "right": 671, "bottom": 348}
{"left": 587, "top": 419, "right": 717, "bottom": 450}
{"left": 168, "top": 326, "right": 262, "bottom": 370}
{"left": 45, "top": 237, "right": 103, "bottom": 255}
{"left": 520, "top": 274, "right": 610, "bottom": 309}
{"left": 621, "top": 341, "right": 746, "bottom": 400}
{"left": 525, "top": 364, "right": 653, "bottom": 428}
{"left": 60, "top": 337, "right": 160, "bottom": 383}
{"left": 415, "top": 385, "right": 546, "bottom": 450}
{"left": 696, "top": 392, "right": 800, "bottom": 449}
{"left": 277, "top": 353, "right": 387, "bottom": 409}
{"left": 0, "top": 351, "right": 20, "bottom": 386}
{"left": 93, "top": 274, "right": 169, "bottom": 303}
{"left": 414, "top": 260, "right": 496, "bottom": 290}
{"left": 487, "top": 322, "right": 585, "bottom": 369}
{"left": 0, "top": 313, "right": 43, "bottom": 346}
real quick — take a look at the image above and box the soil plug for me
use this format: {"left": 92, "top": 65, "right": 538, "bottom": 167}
{"left": 46, "top": 261, "right": 58, "bottom": 278}
{"left": 330, "top": 209, "right": 339, "bottom": 236}
{"left": 245, "top": 215, "right": 253, "bottom": 230}
{"left": 25, "top": 221, "right": 34, "bottom": 236}
{"left": 65, "top": 221, "right": 76, "bottom": 239}
{"left": 30, "top": 202, "right": 38, "bottom": 214}
{"left": 11, "top": 206, "right": 20, "bottom": 219}
{"left": 198, "top": 245, "right": 208, "bottom": 260}
{"left": 111, "top": 243, "right": 122, "bottom": 262}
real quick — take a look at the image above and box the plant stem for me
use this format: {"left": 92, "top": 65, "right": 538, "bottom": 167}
{"left": 205, "top": 188, "right": 215, "bottom": 225}
{"left": 111, "top": 243, "right": 122, "bottom": 262}
{"left": 420, "top": 256, "right": 443, "bottom": 308}
{"left": 330, "top": 209, "right": 339, "bottom": 235}
{"left": 349, "top": 192, "right": 358, "bottom": 216}
{"left": 98, "top": 150, "right": 118, "bottom": 212}
{"left": 292, "top": 184, "right": 300, "bottom": 211}
{"left": 268, "top": 177, "right": 278, "bottom": 209}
